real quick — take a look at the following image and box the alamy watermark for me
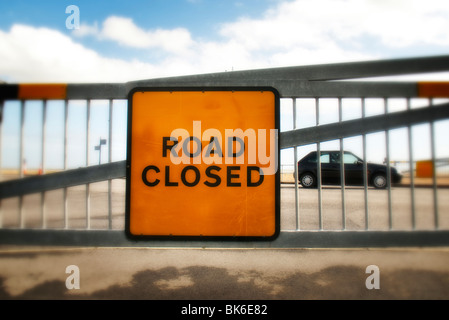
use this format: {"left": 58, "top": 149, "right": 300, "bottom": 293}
{"left": 165, "top": 121, "right": 278, "bottom": 176}
{"left": 365, "top": 265, "right": 380, "bottom": 290}
{"left": 65, "top": 5, "right": 80, "bottom": 30}
{"left": 65, "top": 265, "right": 80, "bottom": 290}
{"left": 140, "top": 121, "right": 278, "bottom": 188}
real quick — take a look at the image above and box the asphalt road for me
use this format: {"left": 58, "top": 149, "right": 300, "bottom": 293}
{"left": 0, "top": 183, "right": 449, "bottom": 300}
{"left": 2, "top": 181, "right": 448, "bottom": 231}
{"left": 1, "top": 246, "right": 449, "bottom": 300}
{"left": 281, "top": 184, "right": 449, "bottom": 231}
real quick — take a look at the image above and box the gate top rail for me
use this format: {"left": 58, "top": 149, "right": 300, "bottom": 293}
{"left": 128, "top": 54, "right": 449, "bottom": 83}
{"left": 1, "top": 54, "right": 449, "bottom": 100}
{"left": 2, "top": 81, "right": 449, "bottom": 100}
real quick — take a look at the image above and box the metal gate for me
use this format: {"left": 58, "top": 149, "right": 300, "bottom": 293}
{"left": 1, "top": 55, "right": 449, "bottom": 247}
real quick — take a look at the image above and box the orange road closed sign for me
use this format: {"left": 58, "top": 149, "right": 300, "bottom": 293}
{"left": 126, "top": 87, "right": 280, "bottom": 240}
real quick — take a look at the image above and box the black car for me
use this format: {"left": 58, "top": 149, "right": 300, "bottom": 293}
{"left": 297, "top": 151, "right": 402, "bottom": 189}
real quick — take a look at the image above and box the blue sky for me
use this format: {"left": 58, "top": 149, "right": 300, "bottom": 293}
{"left": 0, "top": 0, "right": 271, "bottom": 33}
{"left": 1, "top": 0, "right": 295, "bottom": 82}
{"left": 1, "top": 0, "right": 449, "bottom": 83}
{"left": 1, "top": 0, "right": 449, "bottom": 171}
{"left": 0, "top": 0, "right": 274, "bottom": 65}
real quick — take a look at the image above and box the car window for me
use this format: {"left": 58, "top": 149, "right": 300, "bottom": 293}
{"left": 320, "top": 153, "right": 330, "bottom": 164}
{"left": 343, "top": 153, "right": 359, "bottom": 164}
{"left": 330, "top": 152, "right": 340, "bottom": 164}
{"left": 304, "top": 153, "right": 330, "bottom": 164}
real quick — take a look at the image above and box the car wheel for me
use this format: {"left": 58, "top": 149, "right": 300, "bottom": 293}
{"left": 372, "top": 174, "right": 387, "bottom": 189}
{"left": 300, "top": 173, "right": 316, "bottom": 188}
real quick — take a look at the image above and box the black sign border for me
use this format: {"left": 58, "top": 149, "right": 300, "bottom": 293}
{"left": 125, "top": 87, "right": 280, "bottom": 242}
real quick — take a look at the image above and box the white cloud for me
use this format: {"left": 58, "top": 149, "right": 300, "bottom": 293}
{"left": 74, "top": 16, "right": 194, "bottom": 54}
{"left": 0, "top": 24, "right": 160, "bottom": 82}
{"left": 1, "top": 0, "right": 449, "bottom": 83}
{"left": 102, "top": 16, "right": 151, "bottom": 48}
{"left": 220, "top": 0, "right": 449, "bottom": 51}
{"left": 361, "top": 0, "right": 449, "bottom": 47}
{"left": 72, "top": 21, "right": 100, "bottom": 38}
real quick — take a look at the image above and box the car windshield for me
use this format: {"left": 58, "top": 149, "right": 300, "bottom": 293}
{"left": 306, "top": 152, "right": 362, "bottom": 164}
{"left": 306, "top": 152, "right": 330, "bottom": 163}
{"left": 332, "top": 153, "right": 362, "bottom": 164}
{"left": 343, "top": 153, "right": 360, "bottom": 164}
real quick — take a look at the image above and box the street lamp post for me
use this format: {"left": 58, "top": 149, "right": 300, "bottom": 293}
{"left": 95, "top": 138, "right": 107, "bottom": 165}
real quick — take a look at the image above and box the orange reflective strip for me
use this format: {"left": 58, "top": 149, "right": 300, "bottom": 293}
{"left": 418, "top": 82, "right": 449, "bottom": 98}
{"left": 18, "top": 84, "right": 67, "bottom": 100}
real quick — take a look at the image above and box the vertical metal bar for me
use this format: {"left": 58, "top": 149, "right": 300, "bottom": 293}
{"left": 86, "top": 100, "right": 91, "bottom": 230}
{"left": 338, "top": 98, "right": 346, "bottom": 230}
{"left": 407, "top": 98, "right": 416, "bottom": 229}
{"left": 0, "top": 100, "right": 3, "bottom": 174}
{"left": 362, "top": 98, "right": 369, "bottom": 230}
{"left": 316, "top": 98, "right": 323, "bottom": 230}
{"left": 292, "top": 98, "right": 300, "bottom": 230}
{"left": 108, "top": 100, "right": 113, "bottom": 163}
{"left": 19, "top": 100, "right": 25, "bottom": 228}
{"left": 63, "top": 100, "right": 68, "bottom": 229}
{"left": 108, "top": 99, "right": 113, "bottom": 230}
{"left": 41, "top": 100, "right": 47, "bottom": 174}
{"left": 19, "top": 100, "right": 25, "bottom": 178}
{"left": 98, "top": 139, "right": 102, "bottom": 165}
{"left": 64, "top": 100, "right": 68, "bottom": 170}
{"left": 0, "top": 100, "right": 3, "bottom": 228}
{"left": 384, "top": 98, "right": 393, "bottom": 230}
{"left": 41, "top": 100, "right": 47, "bottom": 228}
{"left": 429, "top": 98, "right": 439, "bottom": 229}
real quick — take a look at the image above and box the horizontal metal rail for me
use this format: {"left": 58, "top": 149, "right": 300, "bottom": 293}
{"left": 0, "top": 161, "right": 125, "bottom": 199}
{"left": 0, "top": 229, "right": 448, "bottom": 248}
{"left": 1, "top": 101, "right": 448, "bottom": 198}
{"left": 0, "top": 81, "right": 447, "bottom": 100}
{"left": 128, "top": 54, "right": 449, "bottom": 82}
{"left": 281, "top": 101, "right": 449, "bottom": 149}
{"left": 1, "top": 55, "right": 449, "bottom": 101}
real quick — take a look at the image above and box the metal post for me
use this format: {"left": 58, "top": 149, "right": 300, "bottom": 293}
{"left": 41, "top": 100, "right": 47, "bottom": 175}
{"left": 362, "top": 98, "right": 369, "bottom": 230}
{"left": 63, "top": 100, "right": 68, "bottom": 229}
{"left": 0, "top": 100, "right": 3, "bottom": 228}
{"left": 384, "top": 98, "right": 393, "bottom": 230}
{"left": 41, "top": 100, "right": 47, "bottom": 228}
{"left": 86, "top": 100, "right": 91, "bottom": 230}
{"left": 108, "top": 100, "right": 113, "bottom": 164}
{"left": 19, "top": 101, "right": 25, "bottom": 179}
{"left": 19, "top": 100, "right": 25, "bottom": 228}
{"left": 97, "top": 144, "right": 102, "bottom": 165}
{"left": 108, "top": 99, "right": 113, "bottom": 230}
{"left": 292, "top": 98, "right": 300, "bottom": 230}
{"left": 316, "top": 98, "right": 323, "bottom": 230}
{"left": 429, "top": 98, "right": 439, "bottom": 229}
{"left": 338, "top": 98, "right": 346, "bottom": 230}
{"left": 96, "top": 137, "right": 107, "bottom": 165}
{"left": 407, "top": 98, "right": 416, "bottom": 229}
{"left": 0, "top": 100, "right": 3, "bottom": 174}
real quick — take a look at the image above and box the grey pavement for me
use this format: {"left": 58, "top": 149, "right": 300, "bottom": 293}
{"left": 1, "top": 183, "right": 449, "bottom": 300}
{"left": 1, "top": 245, "right": 449, "bottom": 300}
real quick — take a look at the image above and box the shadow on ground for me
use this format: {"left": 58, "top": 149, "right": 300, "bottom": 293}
{"left": 1, "top": 265, "right": 449, "bottom": 300}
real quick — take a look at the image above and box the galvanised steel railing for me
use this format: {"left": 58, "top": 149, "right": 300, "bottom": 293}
{"left": 1, "top": 54, "right": 449, "bottom": 247}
